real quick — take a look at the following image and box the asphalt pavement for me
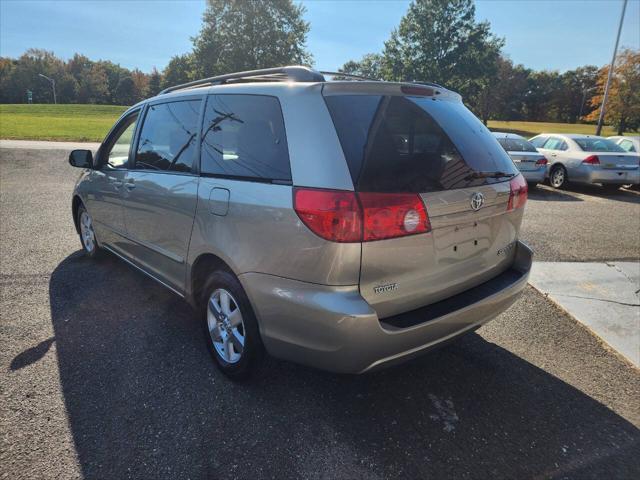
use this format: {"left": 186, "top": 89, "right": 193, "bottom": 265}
{"left": 1, "top": 147, "right": 639, "bottom": 479}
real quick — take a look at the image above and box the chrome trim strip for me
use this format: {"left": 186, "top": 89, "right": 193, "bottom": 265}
{"left": 103, "top": 245, "right": 185, "bottom": 298}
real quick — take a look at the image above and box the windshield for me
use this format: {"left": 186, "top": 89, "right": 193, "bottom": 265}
{"left": 497, "top": 137, "right": 537, "bottom": 153}
{"left": 324, "top": 95, "right": 518, "bottom": 193}
{"left": 574, "top": 138, "right": 625, "bottom": 153}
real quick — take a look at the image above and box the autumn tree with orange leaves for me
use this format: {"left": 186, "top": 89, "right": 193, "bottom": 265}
{"left": 585, "top": 48, "right": 640, "bottom": 134}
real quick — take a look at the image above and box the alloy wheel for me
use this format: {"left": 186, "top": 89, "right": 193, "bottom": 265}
{"left": 207, "top": 288, "right": 245, "bottom": 364}
{"left": 79, "top": 211, "right": 96, "bottom": 253}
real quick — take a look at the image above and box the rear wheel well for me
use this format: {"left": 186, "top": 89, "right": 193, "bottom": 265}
{"left": 72, "top": 196, "right": 83, "bottom": 233}
{"left": 190, "top": 253, "right": 234, "bottom": 306}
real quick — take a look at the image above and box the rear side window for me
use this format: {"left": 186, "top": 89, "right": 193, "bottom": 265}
{"left": 135, "top": 100, "right": 202, "bottom": 173}
{"left": 200, "top": 94, "right": 291, "bottom": 182}
{"left": 530, "top": 136, "right": 548, "bottom": 148}
{"left": 324, "top": 95, "right": 517, "bottom": 192}
{"left": 543, "top": 138, "right": 568, "bottom": 151}
{"left": 497, "top": 137, "right": 537, "bottom": 153}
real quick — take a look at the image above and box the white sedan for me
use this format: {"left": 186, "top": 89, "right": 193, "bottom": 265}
{"left": 529, "top": 134, "right": 639, "bottom": 191}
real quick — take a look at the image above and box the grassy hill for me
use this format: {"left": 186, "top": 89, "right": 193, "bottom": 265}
{"left": 0, "top": 104, "right": 631, "bottom": 142}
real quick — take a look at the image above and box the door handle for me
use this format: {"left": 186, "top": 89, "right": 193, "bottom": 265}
{"left": 109, "top": 178, "right": 123, "bottom": 188}
{"left": 551, "top": 153, "right": 557, "bottom": 157}
{"left": 125, "top": 179, "right": 136, "bottom": 190}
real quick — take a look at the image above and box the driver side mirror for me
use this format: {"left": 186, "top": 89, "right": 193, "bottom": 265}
{"left": 69, "top": 149, "right": 94, "bottom": 169}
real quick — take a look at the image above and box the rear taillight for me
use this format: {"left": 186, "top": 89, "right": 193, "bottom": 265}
{"left": 293, "top": 188, "right": 431, "bottom": 243}
{"left": 507, "top": 174, "right": 528, "bottom": 211}
{"left": 293, "top": 188, "right": 362, "bottom": 242}
{"left": 582, "top": 155, "right": 600, "bottom": 165}
{"left": 359, "top": 192, "right": 430, "bottom": 241}
{"left": 535, "top": 156, "right": 548, "bottom": 166}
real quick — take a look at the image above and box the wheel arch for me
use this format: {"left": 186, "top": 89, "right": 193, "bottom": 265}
{"left": 72, "top": 195, "right": 84, "bottom": 234}
{"left": 189, "top": 252, "right": 236, "bottom": 306}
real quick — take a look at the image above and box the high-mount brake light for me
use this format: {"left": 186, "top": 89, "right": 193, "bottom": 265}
{"left": 507, "top": 174, "right": 528, "bottom": 211}
{"left": 293, "top": 188, "right": 431, "bottom": 243}
{"left": 400, "top": 85, "right": 435, "bottom": 97}
{"left": 582, "top": 155, "right": 600, "bottom": 165}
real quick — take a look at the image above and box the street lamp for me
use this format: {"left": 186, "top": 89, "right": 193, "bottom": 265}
{"left": 38, "top": 73, "right": 57, "bottom": 104}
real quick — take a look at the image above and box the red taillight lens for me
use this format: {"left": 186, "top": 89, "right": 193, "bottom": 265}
{"left": 293, "top": 188, "right": 362, "bottom": 242}
{"left": 507, "top": 174, "right": 528, "bottom": 211}
{"left": 582, "top": 155, "right": 600, "bottom": 165}
{"left": 535, "top": 156, "right": 548, "bottom": 166}
{"left": 359, "top": 192, "right": 430, "bottom": 241}
{"left": 293, "top": 188, "right": 431, "bottom": 242}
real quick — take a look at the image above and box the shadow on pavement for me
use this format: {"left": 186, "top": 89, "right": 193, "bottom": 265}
{"left": 564, "top": 183, "right": 640, "bottom": 205}
{"left": 43, "top": 251, "right": 640, "bottom": 479}
{"left": 528, "top": 186, "right": 583, "bottom": 202}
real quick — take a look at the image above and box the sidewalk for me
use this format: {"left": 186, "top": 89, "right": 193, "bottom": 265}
{"left": 529, "top": 262, "right": 640, "bottom": 367}
{"left": 0, "top": 139, "right": 101, "bottom": 151}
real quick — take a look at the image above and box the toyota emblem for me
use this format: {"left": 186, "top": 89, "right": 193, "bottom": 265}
{"left": 470, "top": 192, "right": 485, "bottom": 211}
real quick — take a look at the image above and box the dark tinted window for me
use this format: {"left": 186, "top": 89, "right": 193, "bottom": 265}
{"left": 530, "top": 136, "right": 548, "bottom": 148}
{"left": 135, "top": 100, "right": 201, "bottom": 173}
{"left": 200, "top": 95, "right": 291, "bottom": 181}
{"left": 325, "top": 95, "right": 517, "bottom": 192}
{"left": 574, "top": 137, "right": 625, "bottom": 152}
{"left": 497, "top": 137, "right": 537, "bottom": 152}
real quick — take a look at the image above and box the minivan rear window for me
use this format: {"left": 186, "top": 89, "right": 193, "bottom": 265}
{"left": 325, "top": 95, "right": 518, "bottom": 192}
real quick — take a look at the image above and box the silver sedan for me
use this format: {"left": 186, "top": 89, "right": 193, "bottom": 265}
{"left": 529, "top": 134, "right": 639, "bottom": 191}
{"left": 492, "top": 132, "right": 547, "bottom": 186}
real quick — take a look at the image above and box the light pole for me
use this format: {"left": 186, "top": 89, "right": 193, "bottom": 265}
{"left": 595, "top": 0, "right": 627, "bottom": 136}
{"left": 38, "top": 73, "right": 57, "bottom": 104}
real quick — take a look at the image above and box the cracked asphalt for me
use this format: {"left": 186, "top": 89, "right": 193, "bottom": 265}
{"left": 1, "top": 147, "right": 639, "bottom": 479}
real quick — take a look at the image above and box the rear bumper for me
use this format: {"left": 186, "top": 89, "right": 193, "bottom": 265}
{"left": 520, "top": 167, "right": 546, "bottom": 183}
{"left": 240, "top": 241, "right": 533, "bottom": 374}
{"left": 571, "top": 165, "right": 639, "bottom": 185}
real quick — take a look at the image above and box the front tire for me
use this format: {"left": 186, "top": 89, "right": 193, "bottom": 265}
{"left": 77, "top": 204, "right": 101, "bottom": 258}
{"left": 549, "top": 165, "right": 568, "bottom": 189}
{"left": 200, "top": 270, "right": 264, "bottom": 380}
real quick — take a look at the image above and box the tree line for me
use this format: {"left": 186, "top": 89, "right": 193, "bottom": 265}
{"left": 1, "top": 0, "right": 638, "bottom": 132}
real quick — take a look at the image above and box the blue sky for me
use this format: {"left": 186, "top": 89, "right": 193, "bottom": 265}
{"left": 1, "top": 0, "right": 638, "bottom": 73}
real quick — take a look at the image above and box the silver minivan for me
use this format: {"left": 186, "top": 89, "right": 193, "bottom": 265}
{"left": 69, "top": 66, "right": 533, "bottom": 379}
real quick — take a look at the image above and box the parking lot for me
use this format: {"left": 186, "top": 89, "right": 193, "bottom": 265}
{"left": 1, "top": 147, "right": 639, "bottom": 479}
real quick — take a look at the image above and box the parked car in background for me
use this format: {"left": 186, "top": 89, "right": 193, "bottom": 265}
{"left": 607, "top": 136, "right": 640, "bottom": 154}
{"left": 529, "top": 134, "right": 639, "bottom": 191}
{"left": 67, "top": 66, "right": 533, "bottom": 379}
{"left": 492, "top": 132, "right": 547, "bottom": 187}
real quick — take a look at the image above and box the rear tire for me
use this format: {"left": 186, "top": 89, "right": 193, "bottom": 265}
{"left": 77, "top": 204, "right": 102, "bottom": 258}
{"left": 549, "top": 165, "right": 567, "bottom": 189}
{"left": 200, "top": 270, "right": 265, "bottom": 380}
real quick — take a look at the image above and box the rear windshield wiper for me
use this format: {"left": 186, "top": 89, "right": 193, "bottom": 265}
{"left": 464, "top": 171, "right": 516, "bottom": 180}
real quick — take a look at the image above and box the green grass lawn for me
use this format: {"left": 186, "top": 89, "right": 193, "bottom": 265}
{"left": 0, "top": 104, "right": 128, "bottom": 142}
{"left": 0, "top": 104, "right": 632, "bottom": 142}
{"left": 487, "top": 120, "right": 623, "bottom": 139}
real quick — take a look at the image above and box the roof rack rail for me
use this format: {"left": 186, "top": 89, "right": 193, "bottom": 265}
{"left": 319, "top": 71, "right": 380, "bottom": 82}
{"left": 159, "top": 65, "right": 325, "bottom": 94}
